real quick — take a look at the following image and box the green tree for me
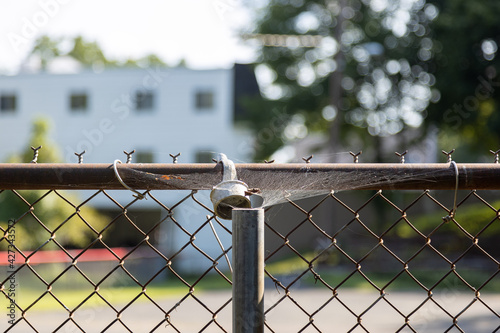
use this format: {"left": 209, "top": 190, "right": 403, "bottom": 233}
{"left": 248, "top": 0, "right": 437, "bottom": 161}
{"left": 7, "top": 118, "right": 60, "bottom": 163}
{"left": 28, "top": 35, "right": 167, "bottom": 71}
{"left": 0, "top": 119, "right": 108, "bottom": 250}
{"left": 68, "top": 35, "right": 116, "bottom": 68}
{"left": 136, "top": 54, "right": 168, "bottom": 68}
{"left": 30, "top": 35, "right": 61, "bottom": 71}
{"left": 425, "top": 0, "right": 500, "bottom": 161}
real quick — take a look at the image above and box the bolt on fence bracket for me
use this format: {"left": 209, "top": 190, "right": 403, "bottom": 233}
{"left": 210, "top": 153, "right": 251, "bottom": 220}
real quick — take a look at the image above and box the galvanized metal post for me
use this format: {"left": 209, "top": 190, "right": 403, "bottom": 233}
{"left": 232, "top": 208, "right": 265, "bottom": 332}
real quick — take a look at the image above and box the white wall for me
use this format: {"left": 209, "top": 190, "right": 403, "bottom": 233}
{"left": 0, "top": 67, "right": 251, "bottom": 164}
{"left": 0, "top": 67, "right": 254, "bottom": 273}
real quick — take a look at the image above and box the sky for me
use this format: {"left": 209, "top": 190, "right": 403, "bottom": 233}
{"left": 0, "top": 0, "right": 258, "bottom": 73}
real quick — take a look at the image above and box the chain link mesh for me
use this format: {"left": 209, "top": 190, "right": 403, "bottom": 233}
{"left": 1, "top": 171, "right": 499, "bottom": 332}
{"left": 263, "top": 189, "right": 500, "bottom": 332}
{"left": 1, "top": 189, "right": 233, "bottom": 332}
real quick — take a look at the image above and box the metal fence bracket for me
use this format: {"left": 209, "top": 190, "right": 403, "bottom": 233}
{"left": 210, "top": 153, "right": 251, "bottom": 219}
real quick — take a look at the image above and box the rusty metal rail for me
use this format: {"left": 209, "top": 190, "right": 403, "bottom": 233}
{"left": 1, "top": 163, "right": 500, "bottom": 190}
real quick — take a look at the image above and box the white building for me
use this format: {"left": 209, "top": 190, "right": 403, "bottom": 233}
{"left": 0, "top": 65, "right": 255, "bottom": 164}
{"left": 0, "top": 65, "right": 259, "bottom": 272}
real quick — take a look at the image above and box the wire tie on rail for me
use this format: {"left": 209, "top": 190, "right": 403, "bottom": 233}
{"left": 113, "top": 159, "right": 146, "bottom": 200}
{"left": 443, "top": 160, "right": 459, "bottom": 222}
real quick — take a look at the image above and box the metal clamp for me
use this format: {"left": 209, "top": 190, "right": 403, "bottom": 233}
{"left": 210, "top": 153, "right": 252, "bottom": 220}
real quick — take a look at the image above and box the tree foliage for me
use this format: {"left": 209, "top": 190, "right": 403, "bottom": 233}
{"left": 68, "top": 35, "right": 111, "bottom": 67}
{"left": 1, "top": 119, "right": 108, "bottom": 250}
{"left": 0, "top": 190, "right": 108, "bottom": 251}
{"left": 30, "top": 35, "right": 168, "bottom": 70}
{"left": 7, "top": 118, "right": 61, "bottom": 164}
{"left": 249, "top": 0, "right": 500, "bottom": 161}
{"left": 30, "top": 35, "right": 61, "bottom": 70}
{"left": 249, "top": 0, "right": 437, "bottom": 160}
{"left": 425, "top": 0, "right": 500, "bottom": 161}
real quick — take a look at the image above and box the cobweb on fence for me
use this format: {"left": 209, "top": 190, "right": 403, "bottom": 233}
{"left": 238, "top": 163, "right": 455, "bottom": 209}
{"left": 114, "top": 154, "right": 457, "bottom": 213}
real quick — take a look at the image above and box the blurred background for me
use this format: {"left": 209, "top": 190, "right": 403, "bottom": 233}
{"left": 2, "top": 2, "right": 500, "bottom": 330}
{"left": 2, "top": 0, "right": 500, "bottom": 266}
{"left": 1, "top": 0, "right": 500, "bottom": 165}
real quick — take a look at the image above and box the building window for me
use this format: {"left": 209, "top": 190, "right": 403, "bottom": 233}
{"left": 135, "top": 91, "right": 154, "bottom": 111}
{"left": 195, "top": 91, "right": 214, "bottom": 110}
{"left": 0, "top": 94, "right": 17, "bottom": 113}
{"left": 195, "top": 151, "right": 215, "bottom": 163}
{"left": 135, "top": 151, "right": 154, "bottom": 163}
{"left": 70, "top": 93, "right": 88, "bottom": 112}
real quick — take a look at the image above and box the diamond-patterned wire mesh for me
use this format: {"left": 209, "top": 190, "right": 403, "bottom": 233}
{"left": 1, "top": 180, "right": 500, "bottom": 331}
{"left": 1, "top": 189, "right": 234, "bottom": 332}
{"left": 263, "top": 189, "right": 500, "bottom": 332}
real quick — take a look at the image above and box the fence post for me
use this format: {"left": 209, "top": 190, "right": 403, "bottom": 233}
{"left": 232, "top": 208, "right": 265, "bottom": 332}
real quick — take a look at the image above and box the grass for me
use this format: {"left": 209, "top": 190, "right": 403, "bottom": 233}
{"left": 3, "top": 258, "right": 498, "bottom": 313}
{"left": 2, "top": 273, "right": 232, "bottom": 312}
{"left": 3, "top": 284, "right": 185, "bottom": 313}
{"left": 264, "top": 252, "right": 500, "bottom": 292}
{"left": 397, "top": 198, "right": 500, "bottom": 238}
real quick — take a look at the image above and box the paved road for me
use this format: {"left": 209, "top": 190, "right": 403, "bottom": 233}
{"left": 3, "top": 289, "right": 500, "bottom": 332}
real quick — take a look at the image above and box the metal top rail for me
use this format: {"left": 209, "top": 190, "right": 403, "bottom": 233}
{"left": 0, "top": 162, "right": 499, "bottom": 190}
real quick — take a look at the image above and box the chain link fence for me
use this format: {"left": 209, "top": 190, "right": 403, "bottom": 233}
{"left": 1, "top": 160, "right": 499, "bottom": 332}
